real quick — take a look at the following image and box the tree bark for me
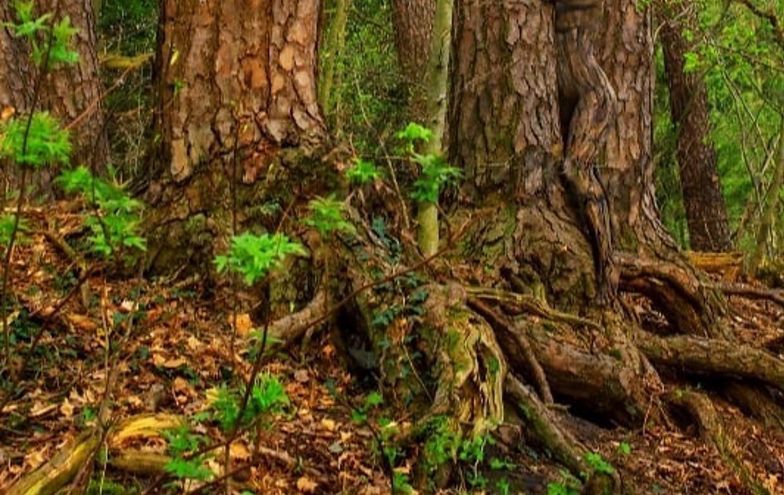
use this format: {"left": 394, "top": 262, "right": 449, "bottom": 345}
{"left": 0, "top": 0, "right": 109, "bottom": 189}
{"left": 391, "top": 0, "right": 436, "bottom": 119}
{"left": 597, "top": 0, "right": 725, "bottom": 335}
{"left": 149, "top": 0, "right": 327, "bottom": 270}
{"left": 660, "top": 7, "right": 732, "bottom": 252}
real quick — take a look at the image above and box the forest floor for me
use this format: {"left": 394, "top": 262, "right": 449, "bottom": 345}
{"left": 1, "top": 202, "right": 784, "bottom": 494}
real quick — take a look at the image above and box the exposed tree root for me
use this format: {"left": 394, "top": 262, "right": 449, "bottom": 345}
{"left": 713, "top": 282, "right": 784, "bottom": 310}
{"left": 722, "top": 382, "right": 784, "bottom": 431}
{"left": 7, "top": 429, "right": 101, "bottom": 495}
{"left": 522, "top": 319, "right": 657, "bottom": 427}
{"left": 505, "top": 374, "right": 584, "bottom": 474}
{"left": 618, "top": 252, "right": 727, "bottom": 338}
{"left": 468, "top": 297, "right": 554, "bottom": 404}
{"left": 637, "top": 332, "right": 784, "bottom": 393}
{"left": 668, "top": 389, "right": 770, "bottom": 495}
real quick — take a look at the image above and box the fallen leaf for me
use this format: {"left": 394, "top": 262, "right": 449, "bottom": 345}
{"left": 296, "top": 476, "right": 318, "bottom": 493}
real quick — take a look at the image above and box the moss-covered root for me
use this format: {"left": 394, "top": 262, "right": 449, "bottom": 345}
{"left": 504, "top": 375, "right": 585, "bottom": 474}
{"left": 668, "top": 389, "right": 770, "bottom": 495}
{"left": 7, "top": 429, "right": 101, "bottom": 495}
{"left": 425, "top": 284, "right": 506, "bottom": 435}
{"left": 505, "top": 375, "right": 620, "bottom": 495}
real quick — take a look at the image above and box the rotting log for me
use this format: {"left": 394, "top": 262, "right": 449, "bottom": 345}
{"left": 8, "top": 414, "right": 184, "bottom": 495}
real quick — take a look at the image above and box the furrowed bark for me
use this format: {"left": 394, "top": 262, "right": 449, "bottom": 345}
{"left": 659, "top": 3, "right": 732, "bottom": 252}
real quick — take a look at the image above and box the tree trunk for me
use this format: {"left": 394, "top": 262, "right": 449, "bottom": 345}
{"left": 391, "top": 0, "right": 436, "bottom": 119}
{"left": 149, "top": 0, "right": 327, "bottom": 271}
{"left": 318, "top": 0, "right": 350, "bottom": 118}
{"left": 597, "top": 0, "right": 725, "bottom": 336}
{"left": 0, "top": 0, "right": 109, "bottom": 190}
{"left": 659, "top": 7, "right": 732, "bottom": 252}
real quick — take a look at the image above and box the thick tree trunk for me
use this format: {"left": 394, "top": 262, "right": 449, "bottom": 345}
{"left": 597, "top": 0, "right": 725, "bottom": 336}
{"left": 149, "top": 0, "right": 327, "bottom": 271}
{"left": 0, "top": 0, "right": 108, "bottom": 190}
{"left": 660, "top": 8, "right": 732, "bottom": 252}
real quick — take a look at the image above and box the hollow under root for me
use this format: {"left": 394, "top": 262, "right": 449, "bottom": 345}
{"left": 618, "top": 252, "right": 726, "bottom": 339}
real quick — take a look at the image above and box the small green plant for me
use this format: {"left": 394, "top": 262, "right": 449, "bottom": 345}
{"left": 214, "top": 232, "right": 305, "bottom": 285}
{"left": 396, "top": 122, "right": 461, "bottom": 256}
{"left": 304, "top": 196, "right": 355, "bottom": 237}
{"left": 547, "top": 482, "right": 580, "bottom": 495}
{"left": 350, "top": 391, "right": 383, "bottom": 424}
{"left": 617, "top": 441, "right": 632, "bottom": 456}
{"left": 422, "top": 416, "right": 461, "bottom": 474}
{"left": 0, "top": 215, "right": 28, "bottom": 247}
{"left": 56, "top": 166, "right": 147, "bottom": 258}
{"left": 585, "top": 451, "right": 615, "bottom": 475}
{"left": 162, "top": 425, "right": 212, "bottom": 482}
{"left": 410, "top": 152, "right": 462, "bottom": 205}
{"left": 7, "top": 1, "right": 80, "bottom": 67}
{"left": 496, "top": 478, "right": 511, "bottom": 495}
{"left": 0, "top": 112, "right": 71, "bottom": 167}
{"left": 211, "top": 374, "right": 289, "bottom": 432}
{"left": 346, "top": 158, "right": 382, "bottom": 185}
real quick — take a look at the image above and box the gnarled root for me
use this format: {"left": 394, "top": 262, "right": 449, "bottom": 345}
{"left": 637, "top": 332, "right": 784, "bottom": 393}
{"left": 618, "top": 252, "right": 726, "bottom": 338}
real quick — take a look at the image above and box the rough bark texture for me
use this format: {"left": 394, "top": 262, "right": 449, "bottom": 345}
{"left": 158, "top": 0, "right": 325, "bottom": 183}
{"left": 449, "top": 0, "right": 561, "bottom": 200}
{"left": 597, "top": 0, "right": 725, "bottom": 336}
{"left": 392, "top": 0, "right": 436, "bottom": 118}
{"left": 1, "top": 0, "right": 108, "bottom": 187}
{"left": 0, "top": 4, "right": 31, "bottom": 114}
{"left": 149, "top": 0, "right": 328, "bottom": 272}
{"left": 40, "top": 0, "right": 109, "bottom": 172}
{"left": 660, "top": 8, "right": 732, "bottom": 252}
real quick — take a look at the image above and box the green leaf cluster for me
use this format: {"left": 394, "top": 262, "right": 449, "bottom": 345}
{"left": 211, "top": 375, "right": 289, "bottom": 432}
{"left": 8, "top": 1, "right": 80, "bottom": 68}
{"left": 56, "top": 166, "right": 147, "bottom": 258}
{"left": 0, "top": 112, "right": 71, "bottom": 167}
{"left": 214, "top": 233, "right": 305, "bottom": 286}
{"left": 346, "top": 158, "right": 382, "bottom": 185}
{"left": 0, "top": 215, "right": 29, "bottom": 247}
{"left": 304, "top": 196, "right": 356, "bottom": 237}
{"left": 411, "top": 152, "right": 462, "bottom": 204}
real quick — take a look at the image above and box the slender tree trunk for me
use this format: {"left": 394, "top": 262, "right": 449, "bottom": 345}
{"left": 660, "top": 7, "right": 732, "bottom": 252}
{"left": 749, "top": 126, "right": 784, "bottom": 274}
{"left": 391, "top": 0, "right": 436, "bottom": 120}
{"left": 149, "top": 0, "right": 326, "bottom": 270}
{"left": 318, "top": 0, "right": 350, "bottom": 118}
{"left": 0, "top": 0, "right": 109, "bottom": 191}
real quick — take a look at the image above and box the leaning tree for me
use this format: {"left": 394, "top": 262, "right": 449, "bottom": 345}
{"left": 147, "top": 0, "right": 784, "bottom": 491}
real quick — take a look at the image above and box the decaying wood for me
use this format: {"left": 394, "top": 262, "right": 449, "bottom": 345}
{"left": 687, "top": 251, "right": 743, "bottom": 279}
{"left": 8, "top": 414, "right": 183, "bottom": 495}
